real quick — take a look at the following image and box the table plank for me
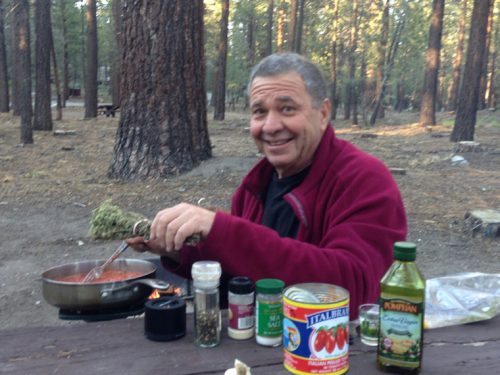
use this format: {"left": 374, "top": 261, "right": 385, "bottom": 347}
{"left": 1, "top": 314, "right": 499, "bottom": 374}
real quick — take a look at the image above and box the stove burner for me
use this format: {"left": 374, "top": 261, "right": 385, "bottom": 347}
{"left": 59, "top": 304, "right": 145, "bottom": 322}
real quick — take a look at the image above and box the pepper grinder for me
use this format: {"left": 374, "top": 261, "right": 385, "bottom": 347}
{"left": 191, "top": 261, "right": 222, "bottom": 348}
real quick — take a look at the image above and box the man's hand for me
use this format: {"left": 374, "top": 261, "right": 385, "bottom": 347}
{"left": 125, "top": 236, "right": 181, "bottom": 263}
{"left": 150, "top": 203, "right": 215, "bottom": 252}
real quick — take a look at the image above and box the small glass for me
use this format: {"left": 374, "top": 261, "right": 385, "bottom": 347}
{"left": 359, "top": 303, "right": 379, "bottom": 346}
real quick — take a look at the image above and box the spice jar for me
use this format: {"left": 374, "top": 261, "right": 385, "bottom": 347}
{"left": 191, "top": 261, "right": 222, "bottom": 348}
{"left": 255, "top": 278, "right": 285, "bottom": 347}
{"left": 228, "top": 276, "right": 255, "bottom": 340}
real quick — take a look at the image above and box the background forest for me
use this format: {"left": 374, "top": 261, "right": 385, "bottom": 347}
{"left": 0, "top": 0, "right": 498, "bottom": 159}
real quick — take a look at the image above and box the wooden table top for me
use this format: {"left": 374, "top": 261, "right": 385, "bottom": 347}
{"left": 1, "top": 312, "right": 499, "bottom": 374}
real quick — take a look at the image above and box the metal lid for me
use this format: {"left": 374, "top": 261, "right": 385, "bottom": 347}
{"left": 256, "top": 278, "right": 284, "bottom": 294}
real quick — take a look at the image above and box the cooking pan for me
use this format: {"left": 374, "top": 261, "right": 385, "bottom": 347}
{"left": 42, "top": 258, "right": 170, "bottom": 310}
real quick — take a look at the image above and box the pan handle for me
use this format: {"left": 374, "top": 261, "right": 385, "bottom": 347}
{"left": 100, "top": 279, "right": 170, "bottom": 301}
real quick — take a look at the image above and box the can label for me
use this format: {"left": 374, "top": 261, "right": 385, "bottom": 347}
{"left": 283, "top": 284, "right": 349, "bottom": 375}
{"left": 229, "top": 302, "right": 254, "bottom": 330}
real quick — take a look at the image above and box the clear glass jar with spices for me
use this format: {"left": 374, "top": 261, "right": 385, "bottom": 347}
{"left": 255, "top": 278, "right": 285, "bottom": 347}
{"left": 191, "top": 261, "right": 222, "bottom": 348}
{"left": 228, "top": 276, "right": 255, "bottom": 340}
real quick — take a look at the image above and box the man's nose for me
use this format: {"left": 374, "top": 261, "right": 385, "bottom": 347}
{"left": 262, "top": 111, "right": 283, "bottom": 133}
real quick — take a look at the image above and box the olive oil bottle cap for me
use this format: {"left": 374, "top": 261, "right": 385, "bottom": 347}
{"left": 394, "top": 241, "right": 417, "bottom": 261}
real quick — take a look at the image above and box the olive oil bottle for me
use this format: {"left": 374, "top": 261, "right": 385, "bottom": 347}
{"left": 377, "top": 242, "right": 425, "bottom": 373}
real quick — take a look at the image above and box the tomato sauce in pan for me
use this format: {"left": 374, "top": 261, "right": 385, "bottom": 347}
{"left": 56, "top": 269, "right": 143, "bottom": 283}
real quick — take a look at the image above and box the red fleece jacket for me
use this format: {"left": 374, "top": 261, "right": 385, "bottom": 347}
{"left": 162, "top": 125, "right": 407, "bottom": 319}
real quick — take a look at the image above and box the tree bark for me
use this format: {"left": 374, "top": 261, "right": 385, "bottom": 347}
{"left": 108, "top": 0, "right": 211, "bottom": 180}
{"left": 375, "top": 0, "right": 389, "bottom": 119}
{"left": 419, "top": 0, "right": 445, "bottom": 127}
{"left": 50, "top": 22, "right": 62, "bottom": 121}
{"left": 329, "top": 0, "right": 340, "bottom": 120}
{"left": 344, "top": 0, "right": 359, "bottom": 121}
{"left": 59, "top": 0, "right": 69, "bottom": 105}
{"left": 477, "top": 1, "right": 494, "bottom": 110}
{"left": 34, "top": 0, "right": 53, "bottom": 131}
{"left": 263, "top": 0, "right": 273, "bottom": 57}
{"left": 84, "top": 0, "right": 97, "bottom": 118}
{"left": 451, "top": 0, "right": 493, "bottom": 142}
{"left": 446, "top": 0, "right": 467, "bottom": 111}
{"left": 12, "top": 0, "right": 32, "bottom": 144}
{"left": 213, "top": 0, "right": 229, "bottom": 121}
{"left": 293, "top": 0, "right": 305, "bottom": 54}
{"left": 276, "top": 6, "right": 284, "bottom": 53}
{"left": 288, "top": 0, "right": 298, "bottom": 52}
{"left": 486, "top": 19, "right": 498, "bottom": 108}
{"left": 0, "top": 0, "right": 9, "bottom": 112}
{"left": 110, "top": 0, "right": 122, "bottom": 108}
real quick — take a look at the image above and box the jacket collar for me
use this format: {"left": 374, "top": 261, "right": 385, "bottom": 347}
{"left": 242, "top": 124, "right": 339, "bottom": 198}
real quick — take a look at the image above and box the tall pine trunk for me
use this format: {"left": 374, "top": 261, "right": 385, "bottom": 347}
{"left": 451, "top": 0, "right": 493, "bottom": 142}
{"left": 34, "top": 0, "right": 53, "bottom": 131}
{"left": 419, "top": 0, "right": 445, "bottom": 127}
{"left": 329, "top": 0, "right": 340, "bottom": 120}
{"left": 84, "top": 0, "right": 97, "bottom": 119}
{"left": 446, "top": 0, "right": 467, "bottom": 111}
{"left": 108, "top": 1, "right": 211, "bottom": 180}
{"left": 213, "top": 0, "right": 229, "bottom": 121}
{"left": 0, "top": 0, "right": 9, "bottom": 112}
{"left": 13, "top": 0, "right": 32, "bottom": 144}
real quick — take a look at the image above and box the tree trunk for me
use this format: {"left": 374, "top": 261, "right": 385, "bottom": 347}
{"left": 288, "top": 0, "right": 298, "bottom": 52}
{"left": 84, "top": 0, "right": 97, "bottom": 119}
{"left": 108, "top": 0, "right": 211, "bottom": 180}
{"left": 451, "top": 0, "right": 493, "bottom": 142}
{"left": 50, "top": 22, "right": 62, "bottom": 121}
{"left": 370, "top": 9, "right": 406, "bottom": 126}
{"left": 345, "top": 0, "right": 359, "bottom": 121}
{"left": 419, "top": 0, "right": 445, "bottom": 127}
{"left": 213, "top": 0, "right": 229, "bottom": 121}
{"left": 477, "top": 1, "right": 494, "bottom": 110}
{"left": 375, "top": 0, "right": 389, "bottom": 119}
{"left": 294, "top": 0, "right": 305, "bottom": 54}
{"left": 59, "top": 0, "right": 69, "bottom": 105}
{"left": 0, "top": 0, "right": 9, "bottom": 112}
{"left": 486, "top": 19, "right": 498, "bottom": 108}
{"left": 34, "top": 0, "right": 53, "bottom": 131}
{"left": 110, "top": 0, "right": 122, "bottom": 108}
{"left": 276, "top": 6, "right": 284, "bottom": 53}
{"left": 263, "top": 0, "right": 273, "bottom": 57}
{"left": 12, "top": 0, "right": 32, "bottom": 144}
{"left": 329, "top": 0, "right": 340, "bottom": 120}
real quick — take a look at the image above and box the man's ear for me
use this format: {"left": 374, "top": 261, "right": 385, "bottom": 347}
{"left": 320, "top": 99, "right": 331, "bottom": 129}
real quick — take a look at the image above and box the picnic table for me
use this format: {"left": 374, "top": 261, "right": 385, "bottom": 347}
{"left": 1, "top": 311, "right": 499, "bottom": 374}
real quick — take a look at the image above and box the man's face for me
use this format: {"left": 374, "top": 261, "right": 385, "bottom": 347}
{"left": 249, "top": 72, "right": 330, "bottom": 178}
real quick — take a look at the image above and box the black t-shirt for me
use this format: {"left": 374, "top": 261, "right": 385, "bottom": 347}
{"left": 261, "top": 167, "right": 310, "bottom": 238}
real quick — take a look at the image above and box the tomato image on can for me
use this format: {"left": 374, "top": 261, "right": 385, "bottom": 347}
{"left": 283, "top": 283, "right": 349, "bottom": 375}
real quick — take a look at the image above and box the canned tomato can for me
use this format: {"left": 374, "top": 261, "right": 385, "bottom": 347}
{"left": 283, "top": 283, "right": 349, "bottom": 375}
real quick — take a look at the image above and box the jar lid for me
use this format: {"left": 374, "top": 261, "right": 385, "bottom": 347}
{"left": 191, "top": 261, "right": 221, "bottom": 289}
{"left": 229, "top": 276, "right": 254, "bottom": 294}
{"left": 394, "top": 241, "right": 417, "bottom": 261}
{"left": 256, "top": 278, "right": 284, "bottom": 294}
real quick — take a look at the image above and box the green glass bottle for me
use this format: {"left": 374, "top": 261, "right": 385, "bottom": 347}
{"left": 377, "top": 242, "right": 425, "bottom": 373}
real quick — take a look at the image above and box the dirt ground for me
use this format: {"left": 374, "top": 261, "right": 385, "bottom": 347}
{"left": 0, "top": 105, "right": 499, "bottom": 330}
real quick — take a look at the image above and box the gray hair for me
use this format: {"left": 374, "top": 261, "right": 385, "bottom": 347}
{"left": 247, "top": 53, "right": 328, "bottom": 108}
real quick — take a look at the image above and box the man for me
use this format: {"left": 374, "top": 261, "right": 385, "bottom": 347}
{"left": 128, "top": 53, "right": 406, "bottom": 319}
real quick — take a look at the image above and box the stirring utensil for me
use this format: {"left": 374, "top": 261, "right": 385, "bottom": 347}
{"left": 81, "top": 241, "right": 129, "bottom": 283}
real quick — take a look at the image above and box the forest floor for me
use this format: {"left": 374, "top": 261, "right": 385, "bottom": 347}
{"left": 0, "top": 104, "right": 499, "bottom": 329}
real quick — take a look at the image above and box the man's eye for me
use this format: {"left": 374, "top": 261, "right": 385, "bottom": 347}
{"left": 282, "top": 106, "right": 295, "bottom": 114}
{"left": 252, "top": 108, "right": 265, "bottom": 116}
